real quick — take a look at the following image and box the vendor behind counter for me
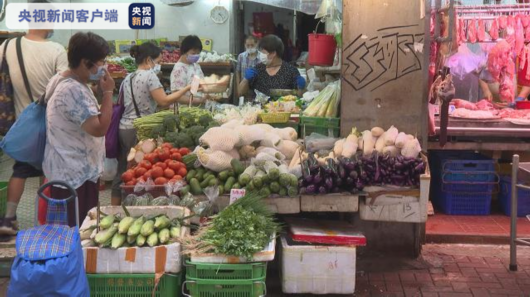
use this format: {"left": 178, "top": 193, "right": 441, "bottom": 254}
{"left": 238, "top": 35, "right": 305, "bottom": 99}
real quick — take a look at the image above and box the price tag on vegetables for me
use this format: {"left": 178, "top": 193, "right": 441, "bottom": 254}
{"left": 229, "top": 189, "right": 246, "bottom": 205}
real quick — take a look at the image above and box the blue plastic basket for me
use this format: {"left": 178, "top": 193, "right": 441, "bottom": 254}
{"left": 442, "top": 182, "right": 497, "bottom": 193}
{"left": 442, "top": 171, "right": 499, "bottom": 183}
{"left": 437, "top": 191, "right": 492, "bottom": 215}
{"left": 429, "top": 150, "right": 496, "bottom": 173}
{"left": 499, "top": 176, "right": 530, "bottom": 217}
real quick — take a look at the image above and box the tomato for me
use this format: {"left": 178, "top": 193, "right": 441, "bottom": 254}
{"left": 155, "top": 177, "right": 168, "bottom": 185}
{"left": 164, "top": 168, "right": 175, "bottom": 179}
{"left": 134, "top": 167, "right": 147, "bottom": 178}
{"left": 162, "top": 143, "right": 173, "bottom": 150}
{"left": 177, "top": 167, "right": 187, "bottom": 177}
{"left": 173, "top": 175, "right": 183, "bottom": 181}
{"left": 143, "top": 170, "right": 153, "bottom": 180}
{"left": 167, "top": 160, "right": 180, "bottom": 171}
{"left": 154, "top": 162, "right": 167, "bottom": 170}
{"left": 126, "top": 178, "right": 137, "bottom": 186}
{"left": 164, "top": 159, "right": 172, "bottom": 165}
{"left": 151, "top": 167, "right": 164, "bottom": 179}
{"left": 170, "top": 148, "right": 180, "bottom": 154}
{"left": 170, "top": 152, "right": 182, "bottom": 161}
{"left": 144, "top": 153, "right": 156, "bottom": 164}
{"left": 158, "top": 150, "right": 170, "bottom": 161}
{"left": 179, "top": 148, "right": 191, "bottom": 156}
{"left": 121, "top": 171, "right": 134, "bottom": 182}
{"left": 139, "top": 160, "right": 152, "bottom": 170}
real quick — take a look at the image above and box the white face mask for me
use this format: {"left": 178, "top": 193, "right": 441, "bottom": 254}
{"left": 150, "top": 59, "right": 161, "bottom": 74}
{"left": 89, "top": 64, "right": 106, "bottom": 81}
{"left": 247, "top": 48, "right": 257, "bottom": 54}
{"left": 259, "top": 52, "right": 269, "bottom": 64}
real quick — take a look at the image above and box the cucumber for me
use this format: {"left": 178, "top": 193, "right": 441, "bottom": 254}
{"left": 224, "top": 176, "right": 236, "bottom": 190}
{"left": 200, "top": 175, "right": 215, "bottom": 188}
{"left": 218, "top": 170, "right": 229, "bottom": 182}
{"left": 196, "top": 168, "right": 206, "bottom": 181}
{"left": 232, "top": 183, "right": 241, "bottom": 190}
{"left": 231, "top": 159, "right": 245, "bottom": 175}
{"left": 186, "top": 169, "right": 197, "bottom": 182}
{"left": 180, "top": 185, "right": 190, "bottom": 196}
{"left": 208, "top": 178, "right": 219, "bottom": 187}
{"left": 190, "top": 178, "right": 202, "bottom": 195}
{"left": 203, "top": 172, "right": 215, "bottom": 181}
{"left": 219, "top": 185, "right": 225, "bottom": 195}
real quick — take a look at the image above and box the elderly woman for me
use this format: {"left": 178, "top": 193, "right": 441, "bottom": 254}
{"left": 238, "top": 34, "right": 305, "bottom": 99}
{"left": 44, "top": 32, "right": 115, "bottom": 226}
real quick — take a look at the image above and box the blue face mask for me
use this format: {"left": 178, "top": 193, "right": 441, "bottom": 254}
{"left": 89, "top": 65, "right": 106, "bottom": 81}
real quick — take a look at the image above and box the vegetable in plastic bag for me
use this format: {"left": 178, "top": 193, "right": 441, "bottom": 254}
{"left": 395, "top": 132, "right": 409, "bottom": 149}
{"left": 305, "top": 133, "right": 337, "bottom": 153}
{"left": 384, "top": 126, "right": 399, "bottom": 146}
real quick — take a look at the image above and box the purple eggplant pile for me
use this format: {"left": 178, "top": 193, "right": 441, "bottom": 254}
{"left": 357, "top": 152, "right": 425, "bottom": 187}
{"left": 299, "top": 152, "right": 426, "bottom": 195}
{"left": 300, "top": 153, "right": 364, "bottom": 195}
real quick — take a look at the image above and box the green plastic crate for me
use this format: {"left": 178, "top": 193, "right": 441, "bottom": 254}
{"left": 183, "top": 278, "right": 266, "bottom": 297}
{"left": 87, "top": 273, "right": 182, "bottom": 297}
{"left": 185, "top": 261, "right": 267, "bottom": 281}
{"left": 0, "top": 181, "right": 7, "bottom": 218}
{"left": 300, "top": 116, "right": 340, "bottom": 138}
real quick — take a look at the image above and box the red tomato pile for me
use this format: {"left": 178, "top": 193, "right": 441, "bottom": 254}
{"left": 161, "top": 50, "right": 181, "bottom": 64}
{"left": 121, "top": 143, "right": 191, "bottom": 186}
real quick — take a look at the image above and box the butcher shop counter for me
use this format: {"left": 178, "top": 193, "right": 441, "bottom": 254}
{"left": 429, "top": 116, "right": 530, "bottom": 151}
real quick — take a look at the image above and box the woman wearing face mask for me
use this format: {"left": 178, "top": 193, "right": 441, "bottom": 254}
{"left": 170, "top": 35, "right": 208, "bottom": 104}
{"left": 43, "top": 32, "right": 115, "bottom": 227}
{"left": 238, "top": 34, "right": 306, "bottom": 98}
{"left": 236, "top": 35, "right": 259, "bottom": 99}
{"left": 110, "top": 42, "right": 193, "bottom": 205}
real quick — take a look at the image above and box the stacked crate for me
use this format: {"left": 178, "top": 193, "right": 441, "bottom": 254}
{"left": 430, "top": 151, "right": 497, "bottom": 215}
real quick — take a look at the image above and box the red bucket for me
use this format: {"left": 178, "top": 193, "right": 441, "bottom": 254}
{"left": 308, "top": 33, "right": 337, "bottom": 66}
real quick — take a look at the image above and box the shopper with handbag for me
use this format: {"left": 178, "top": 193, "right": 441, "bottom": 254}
{"left": 110, "top": 42, "right": 192, "bottom": 206}
{"left": 0, "top": 27, "right": 67, "bottom": 235}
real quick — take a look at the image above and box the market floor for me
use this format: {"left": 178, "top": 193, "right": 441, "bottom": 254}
{"left": 1, "top": 244, "right": 529, "bottom": 296}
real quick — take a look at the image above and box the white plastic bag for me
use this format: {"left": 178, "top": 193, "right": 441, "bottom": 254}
{"left": 101, "top": 158, "right": 118, "bottom": 181}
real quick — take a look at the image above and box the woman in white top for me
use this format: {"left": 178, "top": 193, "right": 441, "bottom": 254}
{"left": 170, "top": 35, "right": 208, "bottom": 104}
{"left": 111, "top": 42, "right": 192, "bottom": 205}
{"left": 44, "top": 32, "right": 115, "bottom": 227}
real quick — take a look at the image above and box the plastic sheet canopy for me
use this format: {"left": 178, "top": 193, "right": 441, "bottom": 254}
{"left": 246, "top": 0, "right": 326, "bottom": 15}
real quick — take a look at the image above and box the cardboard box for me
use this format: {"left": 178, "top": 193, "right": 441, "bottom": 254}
{"left": 360, "top": 173, "right": 431, "bottom": 223}
{"left": 301, "top": 193, "right": 359, "bottom": 212}
{"left": 81, "top": 206, "right": 190, "bottom": 274}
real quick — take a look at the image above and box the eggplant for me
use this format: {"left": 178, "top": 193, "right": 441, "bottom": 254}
{"left": 299, "top": 187, "right": 307, "bottom": 195}
{"left": 374, "top": 152, "right": 381, "bottom": 182}
{"left": 304, "top": 175, "right": 314, "bottom": 184}
{"left": 335, "top": 177, "right": 343, "bottom": 187}
{"left": 318, "top": 186, "right": 327, "bottom": 194}
{"left": 313, "top": 170, "right": 323, "bottom": 185}
{"left": 349, "top": 170, "right": 359, "bottom": 180}
{"left": 345, "top": 177, "right": 355, "bottom": 186}
{"left": 306, "top": 184, "right": 316, "bottom": 194}
{"left": 332, "top": 187, "right": 341, "bottom": 193}
{"left": 325, "top": 177, "right": 334, "bottom": 190}
{"left": 356, "top": 180, "right": 365, "bottom": 190}
{"left": 343, "top": 160, "right": 356, "bottom": 172}
{"left": 414, "top": 162, "right": 425, "bottom": 173}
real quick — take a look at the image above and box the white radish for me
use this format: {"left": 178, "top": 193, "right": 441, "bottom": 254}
{"left": 383, "top": 146, "right": 400, "bottom": 157}
{"left": 384, "top": 126, "right": 399, "bottom": 146}
{"left": 127, "top": 148, "right": 137, "bottom": 162}
{"left": 371, "top": 127, "right": 385, "bottom": 137}
{"left": 395, "top": 132, "right": 409, "bottom": 149}
{"left": 134, "top": 151, "right": 145, "bottom": 163}
{"left": 141, "top": 139, "right": 157, "bottom": 154}
{"left": 333, "top": 139, "right": 345, "bottom": 157}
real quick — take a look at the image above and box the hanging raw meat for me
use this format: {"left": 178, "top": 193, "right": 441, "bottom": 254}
{"left": 526, "top": 25, "right": 530, "bottom": 41}
{"left": 489, "top": 19, "right": 499, "bottom": 40}
{"left": 522, "top": 15, "right": 530, "bottom": 28}
{"left": 506, "top": 16, "right": 516, "bottom": 49}
{"left": 477, "top": 19, "right": 486, "bottom": 42}
{"left": 458, "top": 20, "right": 467, "bottom": 42}
{"left": 499, "top": 16, "right": 508, "bottom": 29}
{"left": 516, "top": 17, "right": 525, "bottom": 55}
{"left": 488, "top": 40, "right": 515, "bottom": 103}
{"left": 468, "top": 19, "right": 477, "bottom": 43}
{"left": 520, "top": 46, "right": 527, "bottom": 74}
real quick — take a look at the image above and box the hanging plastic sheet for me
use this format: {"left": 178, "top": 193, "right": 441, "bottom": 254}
{"left": 246, "top": 0, "right": 323, "bottom": 15}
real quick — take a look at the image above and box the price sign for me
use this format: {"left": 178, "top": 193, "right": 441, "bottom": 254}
{"left": 190, "top": 75, "right": 200, "bottom": 95}
{"left": 229, "top": 189, "right": 246, "bottom": 204}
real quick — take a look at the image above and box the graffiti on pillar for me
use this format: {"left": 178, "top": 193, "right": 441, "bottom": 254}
{"left": 342, "top": 24, "right": 424, "bottom": 92}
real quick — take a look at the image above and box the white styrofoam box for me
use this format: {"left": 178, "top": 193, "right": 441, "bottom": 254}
{"left": 190, "top": 236, "right": 276, "bottom": 264}
{"left": 81, "top": 206, "right": 190, "bottom": 274}
{"left": 360, "top": 173, "right": 431, "bottom": 223}
{"left": 301, "top": 193, "right": 359, "bottom": 212}
{"left": 280, "top": 236, "right": 356, "bottom": 294}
